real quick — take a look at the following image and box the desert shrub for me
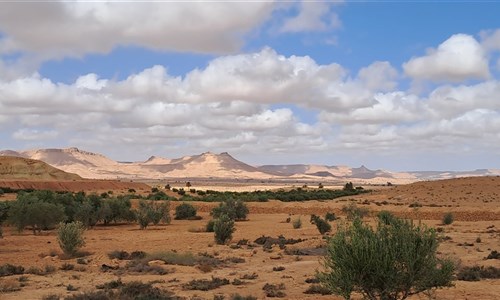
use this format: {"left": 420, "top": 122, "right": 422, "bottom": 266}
{"left": 486, "top": 250, "right": 500, "bottom": 260}
{"left": 206, "top": 219, "right": 215, "bottom": 232}
{"left": 96, "top": 279, "right": 123, "bottom": 290}
{"left": 211, "top": 198, "right": 248, "bottom": 221}
{"left": 377, "top": 210, "right": 398, "bottom": 225}
{"left": 341, "top": 203, "right": 370, "bottom": 220}
{"left": 213, "top": 214, "right": 235, "bottom": 245}
{"left": 230, "top": 294, "right": 257, "bottom": 300}
{"left": 310, "top": 215, "right": 331, "bottom": 235}
{"left": 319, "top": 217, "right": 454, "bottom": 300}
{"left": 241, "top": 273, "right": 258, "bottom": 280}
{"left": 174, "top": 202, "right": 197, "bottom": 220}
{"left": 60, "top": 263, "right": 75, "bottom": 271}
{"left": 57, "top": 221, "right": 86, "bottom": 257}
{"left": 442, "top": 212, "right": 454, "bottom": 225}
{"left": 304, "top": 284, "right": 332, "bottom": 295}
{"left": 0, "top": 189, "right": 3, "bottom": 196}
{"left": 124, "top": 261, "right": 170, "bottom": 275}
{"left": 262, "top": 283, "right": 286, "bottom": 298}
{"left": 273, "top": 266, "right": 285, "bottom": 271}
{"left": 108, "top": 250, "right": 130, "bottom": 260}
{"left": 292, "top": 217, "right": 302, "bottom": 229}
{"left": 457, "top": 265, "right": 500, "bottom": 281}
{"left": 0, "top": 264, "right": 24, "bottom": 277}
{"left": 182, "top": 277, "right": 230, "bottom": 291}
{"left": 146, "top": 251, "right": 198, "bottom": 266}
{"left": 324, "top": 212, "right": 336, "bottom": 221}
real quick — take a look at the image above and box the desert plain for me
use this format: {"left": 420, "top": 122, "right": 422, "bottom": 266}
{"left": 0, "top": 175, "right": 499, "bottom": 300}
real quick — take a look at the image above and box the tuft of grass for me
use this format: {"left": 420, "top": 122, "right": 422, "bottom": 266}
{"left": 60, "top": 263, "right": 75, "bottom": 271}
{"left": 146, "top": 251, "right": 198, "bottom": 266}
{"left": 241, "top": 273, "right": 258, "bottom": 280}
{"left": 182, "top": 277, "right": 230, "bottom": 291}
{"left": 272, "top": 266, "right": 285, "bottom": 272}
{"left": 262, "top": 283, "right": 286, "bottom": 298}
{"left": 230, "top": 294, "right": 257, "bottom": 300}
{"left": 0, "top": 264, "right": 24, "bottom": 277}
{"left": 304, "top": 284, "right": 332, "bottom": 295}
{"left": 457, "top": 265, "right": 500, "bottom": 281}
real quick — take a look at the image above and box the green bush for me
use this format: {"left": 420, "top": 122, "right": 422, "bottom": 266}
{"left": 175, "top": 202, "right": 197, "bottom": 220}
{"left": 211, "top": 198, "right": 249, "bottom": 221}
{"left": 442, "top": 212, "right": 454, "bottom": 225}
{"left": 57, "top": 221, "right": 86, "bottom": 257}
{"left": 324, "top": 212, "right": 336, "bottom": 221}
{"left": 319, "top": 217, "right": 454, "bottom": 300}
{"left": 310, "top": 215, "right": 331, "bottom": 234}
{"left": 214, "top": 214, "right": 235, "bottom": 245}
{"left": 206, "top": 219, "right": 215, "bottom": 232}
{"left": 377, "top": 210, "right": 397, "bottom": 225}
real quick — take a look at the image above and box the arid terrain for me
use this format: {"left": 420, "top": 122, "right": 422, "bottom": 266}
{"left": 0, "top": 176, "right": 499, "bottom": 300}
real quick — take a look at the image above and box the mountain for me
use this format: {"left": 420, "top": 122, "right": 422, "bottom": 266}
{"left": 1, "top": 147, "right": 498, "bottom": 183}
{"left": 0, "top": 156, "right": 82, "bottom": 180}
{"left": 0, "top": 148, "right": 277, "bottom": 180}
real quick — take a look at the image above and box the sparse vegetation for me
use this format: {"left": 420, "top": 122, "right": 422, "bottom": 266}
{"left": 457, "top": 265, "right": 500, "bottom": 281}
{"left": 182, "top": 277, "right": 230, "bottom": 291}
{"left": 262, "top": 283, "right": 286, "bottom": 298}
{"left": 341, "top": 203, "right": 370, "bottom": 220}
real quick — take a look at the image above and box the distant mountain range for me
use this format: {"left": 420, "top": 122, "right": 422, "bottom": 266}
{"left": 1, "top": 147, "right": 499, "bottom": 184}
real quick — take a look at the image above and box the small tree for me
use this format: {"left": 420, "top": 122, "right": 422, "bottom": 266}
{"left": 319, "top": 217, "right": 454, "bottom": 300}
{"left": 213, "top": 214, "right": 235, "bottom": 245}
{"left": 57, "top": 221, "right": 86, "bottom": 257}
{"left": 175, "top": 202, "right": 197, "bottom": 220}
{"left": 211, "top": 199, "right": 248, "bottom": 221}
{"left": 343, "top": 182, "right": 354, "bottom": 191}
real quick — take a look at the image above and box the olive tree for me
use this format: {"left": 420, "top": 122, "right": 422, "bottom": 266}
{"left": 319, "top": 215, "right": 454, "bottom": 300}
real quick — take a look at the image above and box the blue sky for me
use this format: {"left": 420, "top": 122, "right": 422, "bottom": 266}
{"left": 1, "top": 1, "right": 500, "bottom": 171}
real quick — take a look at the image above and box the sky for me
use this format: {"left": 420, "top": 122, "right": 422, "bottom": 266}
{"left": 1, "top": 1, "right": 500, "bottom": 171}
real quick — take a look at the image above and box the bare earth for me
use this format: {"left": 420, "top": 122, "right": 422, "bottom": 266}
{"left": 0, "top": 176, "right": 499, "bottom": 299}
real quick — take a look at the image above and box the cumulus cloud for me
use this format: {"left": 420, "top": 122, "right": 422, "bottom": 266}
{"left": 279, "top": 1, "right": 341, "bottom": 33}
{"left": 480, "top": 29, "right": 500, "bottom": 52}
{"left": 1, "top": 46, "right": 500, "bottom": 166}
{"left": 403, "top": 34, "right": 490, "bottom": 82}
{"left": 0, "top": 2, "right": 275, "bottom": 58}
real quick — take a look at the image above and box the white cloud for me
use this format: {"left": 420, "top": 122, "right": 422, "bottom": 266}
{"left": 1, "top": 46, "right": 500, "bottom": 166}
{"left": 0, "top": 2, "right": 275, "bottom": 58}
{"left": 403, "top": 34, "right": 490, "bottom": 82}
{"left": 480, "top": 29, "right": 500, "bottom": 52}
{"left": 279, "top": 1, "right": 341, "bottom": 33}
{"left": 357, "top": 61, "right": 398, "bottom": 92}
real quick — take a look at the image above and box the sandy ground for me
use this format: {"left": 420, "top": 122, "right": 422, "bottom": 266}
{"left": 0, "top": 177, "right": 499, "bottom": 299}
